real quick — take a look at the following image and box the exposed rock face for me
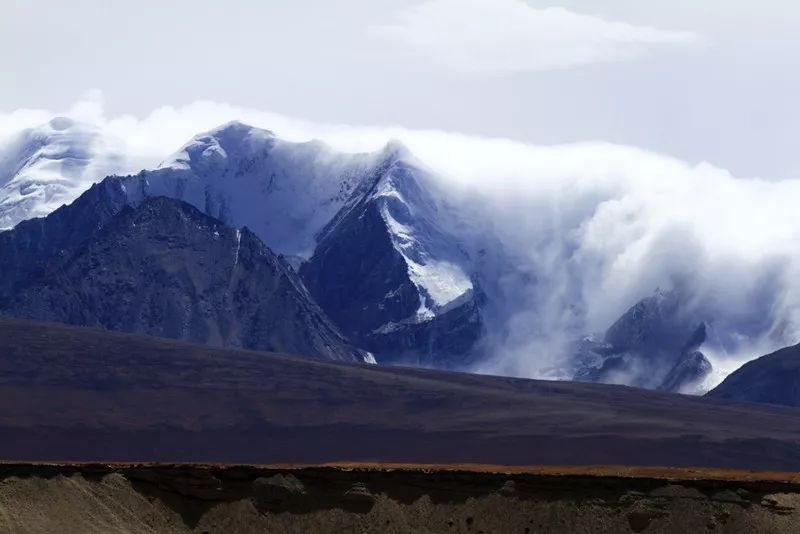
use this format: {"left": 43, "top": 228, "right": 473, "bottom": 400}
{"left": 303, "top": 196, "right": 420, "bottom": 340}
{"left": 572, "top": 290, "right": 712, "bottom": 392}
{"left": 362, "top": 295, "right": 483, "bottom": 367}
{"left": 707, "top": 343, "right": 800, "bottom": 407}
{"left": 0, "top": 179, "right": 367, "bottom": 362}
{"left": 0, "top": 178, "right": 130, "bottom": 302}
{"left": 661, "top": 351, "right": 713, "bottom": 393}
{"left": 301, "top": 149, "right": 482, "bottom": 367}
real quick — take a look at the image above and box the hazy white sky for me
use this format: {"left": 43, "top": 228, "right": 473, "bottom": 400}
{"left": 3, "top": 0, "right": 800, "bottom": 177}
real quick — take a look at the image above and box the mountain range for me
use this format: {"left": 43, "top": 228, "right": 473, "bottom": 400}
{"left": 121, "top": 123, "right": 482, "bottom": 366}
{"left": 0, "top": 117, "right": 796, "bottom": 400}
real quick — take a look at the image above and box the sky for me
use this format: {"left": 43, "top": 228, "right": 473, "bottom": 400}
{"left": 4, "top": 0, "right": 800, "bottom": 178}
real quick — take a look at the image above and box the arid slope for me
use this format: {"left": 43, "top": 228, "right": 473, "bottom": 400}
{"left": 1, "top": 317, "right": 800, "bottom": 469}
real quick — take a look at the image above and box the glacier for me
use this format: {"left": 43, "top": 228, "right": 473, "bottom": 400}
{"left": 0, "top": 117, "right": 133, "bottom": 230}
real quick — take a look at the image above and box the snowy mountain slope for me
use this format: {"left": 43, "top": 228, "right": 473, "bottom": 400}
{"left": 367, "top": 150, "right": 475, "bottom": 320}
{"left": 0, "top": 117, "right": 129, "bottom": 230}
{"left": 301, "top": 144, "right": 482, "bottom": 366}
{"left": 316, "top": 142, "right": 475, "bottom": 316}
{"left": 122, "top": 121, "right": 379, "bottom": 262}
{"left": 123, "top": 122, "right": 482, "bottom": 365}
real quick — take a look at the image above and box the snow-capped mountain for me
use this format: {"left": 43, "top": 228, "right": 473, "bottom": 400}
{"left": 4, "top": 116, "right": 780, "bottom": 392}
{"left": 0, "top": 119, "right": 481, "bottom": 367}
{"left": 0, "top": 117, "right": 128, "bottom": 230}
{"left": 123, "top": 122, "right": 379, "bottom": 263}
{"left": 123, "top": 122, "right": 482, "bottom": 366}
{"left": 300, "top": 144, "right": 482, "bottom": 366}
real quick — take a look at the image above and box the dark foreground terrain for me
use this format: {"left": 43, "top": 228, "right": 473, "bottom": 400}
{"left": 1, "top": 462, "right": 800, "bottom": 533}
{"left": 3, "top": 317, "right": 800, "bottom": 469}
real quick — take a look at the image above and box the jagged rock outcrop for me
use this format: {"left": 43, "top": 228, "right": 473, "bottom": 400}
{"left": 0, "top": 178, "right": 368, "bottom": 362}
{"left": 300, "top": 146, "right": 482, "bottom": 367}
{"left": 572, "top": 290, "right": 712, "bottom": 392}
{"left": 0, "top": 178, "right": 130, "bottom": 302}
{"left": 660, "top": 351, "right": 712, "bottom": 393}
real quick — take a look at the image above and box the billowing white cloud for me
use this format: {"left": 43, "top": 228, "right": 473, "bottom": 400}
{"left": 370, "top": 0, "right": 702, "bottom": 73}
{"left": 1, "top": 93, "right": 796, "bottom": 391}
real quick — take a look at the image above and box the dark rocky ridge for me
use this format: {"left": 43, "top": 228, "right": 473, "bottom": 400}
{"left": 0, "top": 180, "right": 366, "bottom": 362}
{"left": 708, "top": 343, "right": 800, "bottom": 407}
{"left": 303, "top": 197, "right": 420, "bottom": 340}
{"left": 573, "top": 290, "right": 712, "bottom": 392}
{"left": 0, "top": 178, "right": 129, "bottom": 302}
{"left": 661, "top": 350, "right": 712, "bottom": 393}
{"left": 301, "top": 152, "right": 483, "bottom": 367}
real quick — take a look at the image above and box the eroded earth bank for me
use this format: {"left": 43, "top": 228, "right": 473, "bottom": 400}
{"left": 1, "top": 464, "right": 799, "bottom": 533}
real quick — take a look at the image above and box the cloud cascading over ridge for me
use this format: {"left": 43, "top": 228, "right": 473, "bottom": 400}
{"left": 1, "top": 93, "right": 797, "bottom": 390}
{"left": 370, "top": 0, "right": 702, "bottom": 74}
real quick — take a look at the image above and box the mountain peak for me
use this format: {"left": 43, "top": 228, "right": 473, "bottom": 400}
{"left": 379, "top": 138, "right": 413, "bottom": 163}
{"left": 47, "top": 116, "right": 77, "bottom": 132}
{"left": 24, "top": 116, "right": 100, "bottom": 142}
{"left": 572, "top": 287, "right": 711, "bottom": 392}
{"left": 206, "top": 120, "right": 275, "bottom": 140}
{"left": 160, "top": 121, "right": 275, "bottom": 171}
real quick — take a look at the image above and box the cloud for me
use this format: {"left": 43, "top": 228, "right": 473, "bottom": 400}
{"left": 1, "top": 93, "right": 797, "bottom": 390}
{"left": 370, "top": 0, "right": 702, "bottom": 73}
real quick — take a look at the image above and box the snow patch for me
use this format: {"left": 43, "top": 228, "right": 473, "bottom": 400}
{"left": 0, "top": 118, "right": 132, "bottom": 230}
{"left": 133, "top": 123, "right": 378, "bottom": 259}
{"left": 407, "top": 258, "right": 473, "bottom": 311}
{"left": 375, "top": 163, "right": 473, "bottom": 320}
{"left": 233, "top": 228, "right": 241, "bottom": 265}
